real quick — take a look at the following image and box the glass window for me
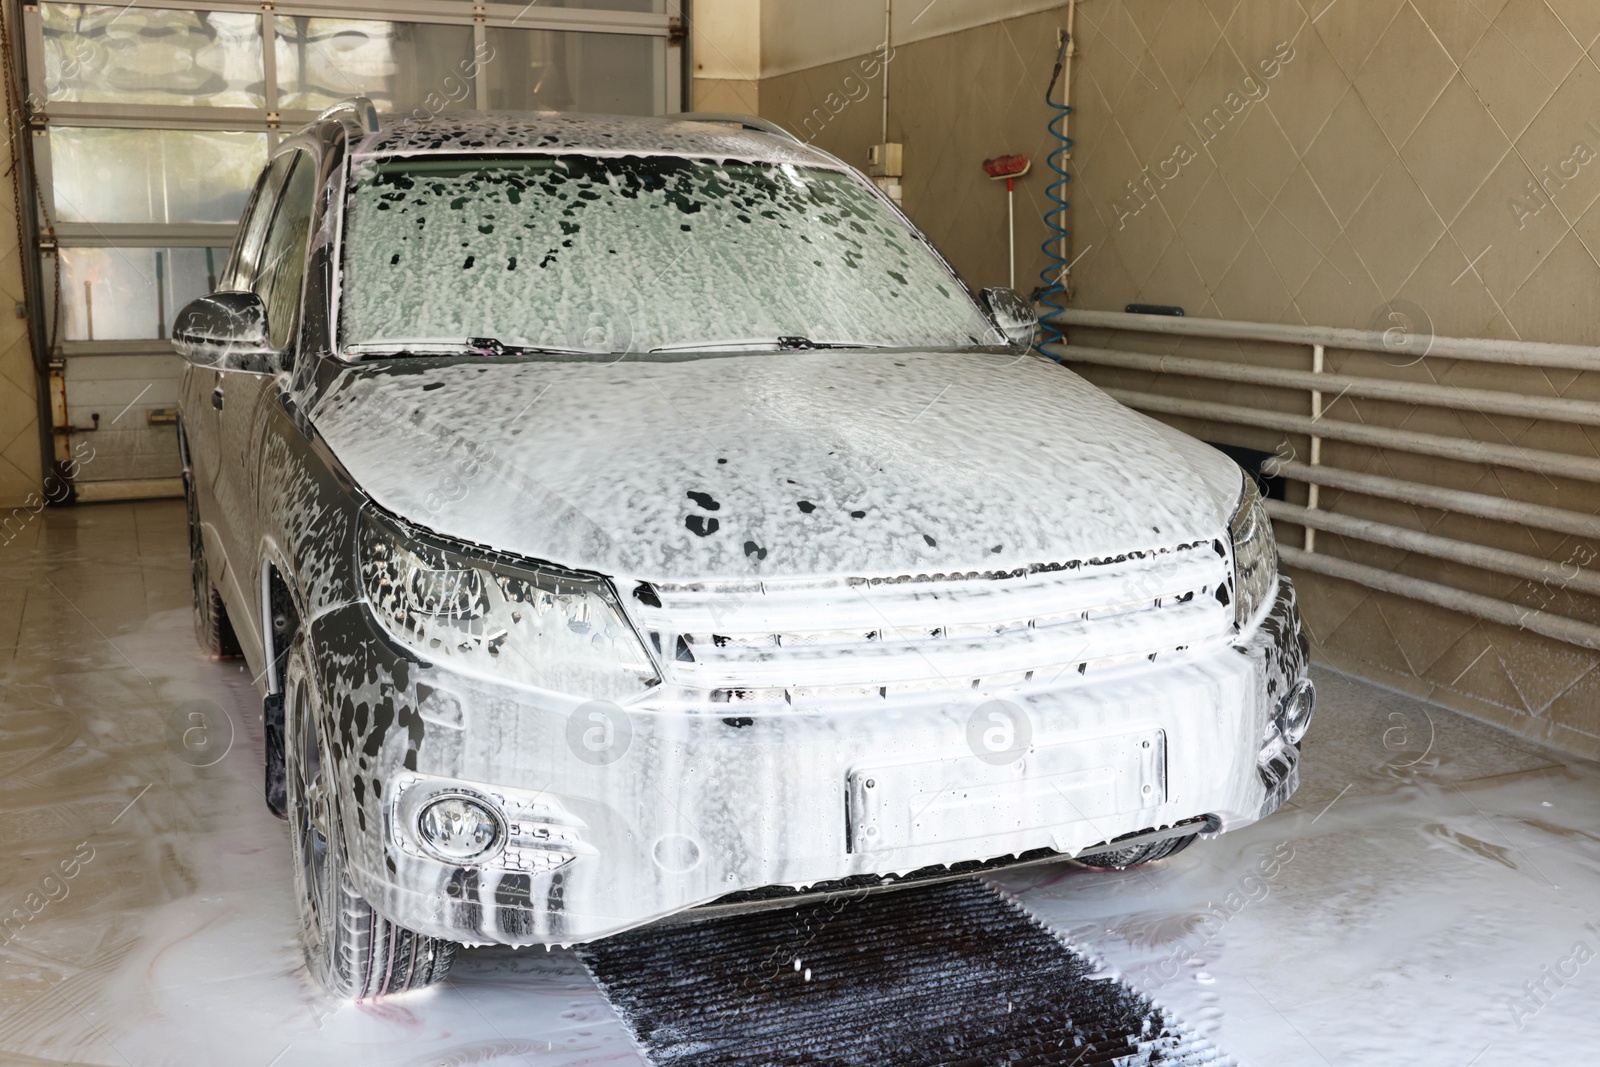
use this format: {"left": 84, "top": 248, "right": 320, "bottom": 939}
{"left": 484, "top": 28, "right": 661, "bottom": 115}
{"left": 41, "top": 4, "right": 264, "bottom": 107}
{"left": 50, "top": 128, "right": 268, "bottom": 225}
{"left": 274, "top": 17, "right": 476, "bottom": 114}
{"left": 340, "top": 156, "right": 997, "bottom": 355}
{"left": 254, "top": 155, "right": 317, "bottom": 350}
{"left": 226, "top": 153, "right": 295, "bottom": 291}
{"left": 60, "top": 246, "right": 230, "bottom": 341}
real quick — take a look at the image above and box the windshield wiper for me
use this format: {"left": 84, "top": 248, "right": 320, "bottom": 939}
{"left": 346, "top": 337, "right": 599, "bottom": 359}
{"left": 649, "top": 336, "right": 887, "bottom": 353}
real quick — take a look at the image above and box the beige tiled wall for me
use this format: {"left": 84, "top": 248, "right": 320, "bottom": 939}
{"left": 761, "top": 7, "right": 1069, "bottom": 291}
{"left": 763, "top": 1, "right": 1600, "bottom": 757}
{"left": 1067, "top": 0, "right": 1600, "bottom": 344}
{"left": 693, "top": 78, "right": 760, "bottom": 114}
{"left": 691, "top": 0, "right": 761, "bottom": 115}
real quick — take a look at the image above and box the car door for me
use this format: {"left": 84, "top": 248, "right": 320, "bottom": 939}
{"left": 186, "top": 156, "right": 290, "bottom": 616}
{"left": 213, "top": 148, "right": 316, "bottom": 665}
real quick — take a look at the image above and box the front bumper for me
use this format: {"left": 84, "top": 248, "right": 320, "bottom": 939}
{"left": 310, "top": 576, "right": 1310, "bottom": 946}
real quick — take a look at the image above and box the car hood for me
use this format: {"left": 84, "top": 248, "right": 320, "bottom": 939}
{"left": 311, "top": 350, "right": 1243, "bottom": 583}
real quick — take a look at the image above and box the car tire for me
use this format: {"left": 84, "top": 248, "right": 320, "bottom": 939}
{"left": 184, "top": 471, "right": 241, "bottom": 659}
{"left": 284, "top": 641, "right": 456, "bottom": 998}
{"left": 1077, "top": 833, "right": 1197, "bottom": 870}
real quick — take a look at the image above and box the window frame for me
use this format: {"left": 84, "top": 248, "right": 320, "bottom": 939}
{"left": 252, "top": 149, "right": 317, "bottom": 352}
{"left": 225, "top": 152, "right": 295, "bottom": 292}
{"left": 22, "top": 0, "right": 682, "bottom": 356}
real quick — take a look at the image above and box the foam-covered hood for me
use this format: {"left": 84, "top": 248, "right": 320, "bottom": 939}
{"left": 311, "top": 350, "right": 1244, "bottom": 582}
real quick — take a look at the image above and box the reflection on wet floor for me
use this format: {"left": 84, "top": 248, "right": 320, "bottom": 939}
{"left": 1, "top": 501, "right": 1598, "bottom": 1065}
{"left": 997, "top": 672, "right": 1600, "bottom": 1066}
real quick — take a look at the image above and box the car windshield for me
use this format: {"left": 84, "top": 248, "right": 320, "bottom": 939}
{"left": 338, "top": 154, "right": 1001, "bottom": 356}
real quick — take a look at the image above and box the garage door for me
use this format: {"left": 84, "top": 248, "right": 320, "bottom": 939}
{"left": 22, "top": 0, "right": 682, "bottom": 499}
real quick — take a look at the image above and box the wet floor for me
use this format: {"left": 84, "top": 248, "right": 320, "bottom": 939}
{"left": 995, "top": 669, "right": 1600, "bottom": 1065}
{"left": 584, "top": 877, "right": 1228, "bottom": 1066}
{"left": 2, "top": 501, "right": 1598, "bottom": 1065}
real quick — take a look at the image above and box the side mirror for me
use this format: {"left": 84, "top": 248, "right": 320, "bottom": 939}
{"left": 982, "top": 286, "right": 1039, "bottom": 354}
{"left": 172, "top": 291, "right": 278, "bottom": 372}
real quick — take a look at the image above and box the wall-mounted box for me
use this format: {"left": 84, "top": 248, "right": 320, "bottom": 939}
{"left": 867, "top": 142, "right": 903, "bottom": 178}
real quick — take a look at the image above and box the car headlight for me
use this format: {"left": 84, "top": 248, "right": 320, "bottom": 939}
{"left": 359, "top": 509, "right": 660, "bottom": 701}
{"left": 1229, "top": 472, "right": 1278, "bottom": 631}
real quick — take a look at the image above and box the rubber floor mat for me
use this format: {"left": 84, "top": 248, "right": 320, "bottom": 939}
{"left": 579, "top": 877, "right": 1230, "bottom": 1067}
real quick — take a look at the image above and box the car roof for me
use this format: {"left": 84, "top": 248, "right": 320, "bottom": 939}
{"left": 347, "top": 111, "right": 844, "bottom": 169}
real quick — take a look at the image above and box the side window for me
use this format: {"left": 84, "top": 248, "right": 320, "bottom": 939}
{"left": 224, "top": 153, "right": 294, "bottom": 292}
{"left": 254, "top": 152, "right": 317, "bottom": 352}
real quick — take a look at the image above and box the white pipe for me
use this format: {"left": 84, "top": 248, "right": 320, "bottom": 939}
{"left": 1056, "top": 309, "right": 1600, "bottom": 651}
{"left": 881, "top": 0, "right": 890, "bottom": 147}
{"left": 1057, "top": 310, "right": 1600, "bottom": 370}
{"left": 1274, "top": 460, "right": 1600, "bottom": 542}
{"left": 1281, "top": 547, "right": 1600, "bottom": 651}
{"left": 1057, "top": 344, "right": 1600, "bottom": 425}
{"left": 1268, "top": 501, "right": 1600, "bottom": 600}
{"left": 1007, "top": 181, "right": 1015, "bottom": 289}
{"left": 1306, "top": 342, "right": 1323, "bottom": 553}
{"left": 1103, "top": 388, "right": 1600, "bottom": 483}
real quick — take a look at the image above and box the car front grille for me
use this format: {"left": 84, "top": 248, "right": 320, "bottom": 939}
{"left": 626, "top": 539, "right": 1235, "bottom": 703}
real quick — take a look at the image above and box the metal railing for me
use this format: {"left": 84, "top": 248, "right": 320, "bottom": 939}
{"left": 1051, "top": 309, "right": 1600, "bottom": 649}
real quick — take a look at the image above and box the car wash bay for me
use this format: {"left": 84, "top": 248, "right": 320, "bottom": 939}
{"left": 3, "top": 0, "right": 1600, "bottom": 1064}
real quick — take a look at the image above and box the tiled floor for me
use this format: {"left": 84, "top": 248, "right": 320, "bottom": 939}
{"left": 1, "top": 501, "right": 1597, "bottom": 1065}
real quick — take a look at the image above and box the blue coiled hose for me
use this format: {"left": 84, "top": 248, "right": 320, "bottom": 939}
{"left": 1037, "top": 33, "right": 1072, "bottom": 357}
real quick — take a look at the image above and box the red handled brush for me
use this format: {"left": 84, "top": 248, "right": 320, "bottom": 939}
{"left": 983, "top": 154, "right": 1031, "bottom": 288}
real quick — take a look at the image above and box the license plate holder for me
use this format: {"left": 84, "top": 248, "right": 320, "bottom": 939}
{"left": 846, "top": 728, "right": 1166, "bottom": 854}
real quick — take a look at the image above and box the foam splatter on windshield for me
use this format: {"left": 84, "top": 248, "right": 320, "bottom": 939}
{"left": 340, "top": 155, "right": 998, "bottom": 354}
{"left": 356, "top": 112, "right": 836, "bottom": 164}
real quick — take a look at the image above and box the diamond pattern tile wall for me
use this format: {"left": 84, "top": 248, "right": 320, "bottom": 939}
{"left": 1061, "top": 0, "right": 1600, "bottom": 347}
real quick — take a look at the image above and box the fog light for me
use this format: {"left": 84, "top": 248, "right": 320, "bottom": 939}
{"left": 417, "top": 794, "right": 504, "bottom": 863}
{"left": 1278, "top": 679, "right": 1315, "bottom": 744}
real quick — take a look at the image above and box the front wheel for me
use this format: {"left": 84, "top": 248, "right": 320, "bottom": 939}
{"left": 284, "top": 642, "right": 455, "bottom": 998}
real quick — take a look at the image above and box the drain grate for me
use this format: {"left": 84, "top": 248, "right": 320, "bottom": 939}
{"left": 580, "top": 878, "right": 1230, "bottom": 1067}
